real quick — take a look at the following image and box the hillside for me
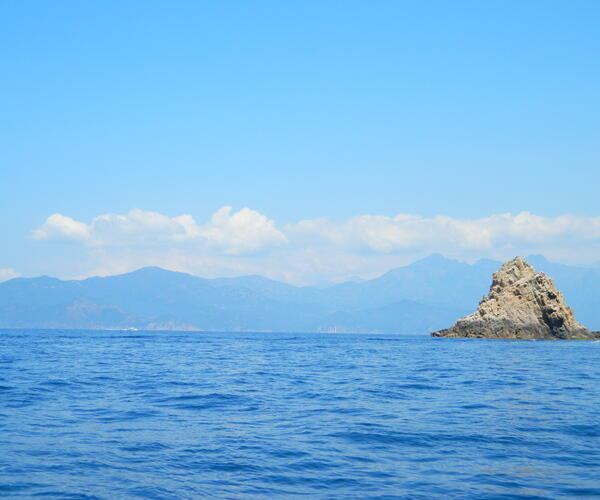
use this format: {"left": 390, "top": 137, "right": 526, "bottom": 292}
{"left": 1, "top": 255, "right": 598, "bottom": 332}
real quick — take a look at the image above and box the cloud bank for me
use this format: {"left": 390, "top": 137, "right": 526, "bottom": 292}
{"left": 32, "top": 207, "right": 600, "bottom": 284}
{"left": 286, "top": 212, "right": 600, "bottom": 253}
{"left": 32, "top": 207, "right": 286, "bottom": 255}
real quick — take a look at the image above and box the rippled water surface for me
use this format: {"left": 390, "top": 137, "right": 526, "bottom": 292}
{"left": 1, "top": 330, "right": 599, "bottom": 499}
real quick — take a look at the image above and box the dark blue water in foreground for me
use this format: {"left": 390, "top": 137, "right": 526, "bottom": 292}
{"left": 1, "top": 330, "right": 599, "bottom": 499}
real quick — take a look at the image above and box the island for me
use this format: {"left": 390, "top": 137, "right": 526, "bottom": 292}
{"left": 432, "top": 256, "right": 600, "bottom": 340}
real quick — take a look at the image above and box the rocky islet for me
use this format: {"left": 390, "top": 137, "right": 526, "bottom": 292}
{"left": 432, "top": 257, "right": 599, "bottom": 340}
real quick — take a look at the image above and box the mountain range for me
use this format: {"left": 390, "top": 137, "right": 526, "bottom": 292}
{"left": 1, "top": 254, "right": 599, "bottom": 333}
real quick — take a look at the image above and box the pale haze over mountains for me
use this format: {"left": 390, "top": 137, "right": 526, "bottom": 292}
{"left": 1, "top": 254, "right": 598, "bottom": 333}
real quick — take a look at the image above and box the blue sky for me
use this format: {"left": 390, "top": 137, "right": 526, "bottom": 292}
{"left": 2, "top": 1, "right": 599, "bottom": 283}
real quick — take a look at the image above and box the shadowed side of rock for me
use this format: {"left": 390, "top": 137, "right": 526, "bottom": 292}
{"left": 432, "top": 257, "right": 598, "bottom": 340}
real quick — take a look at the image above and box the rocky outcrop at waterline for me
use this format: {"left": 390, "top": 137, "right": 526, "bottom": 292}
{"left": 432, "top": 257, "right": 599, "bottom": 340}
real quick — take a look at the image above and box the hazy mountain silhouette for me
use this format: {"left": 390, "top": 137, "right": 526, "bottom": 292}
{"left": 1, "top": 255, "right": 598, "bottom": 332}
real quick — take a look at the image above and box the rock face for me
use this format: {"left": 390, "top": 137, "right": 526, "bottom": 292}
{"left": 432, "top": 257, "right": 596, "bottom": 340}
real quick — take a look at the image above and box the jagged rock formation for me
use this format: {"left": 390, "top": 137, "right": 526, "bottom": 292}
{"left": 432, "top": 257, "right": 598, "bottom": 340}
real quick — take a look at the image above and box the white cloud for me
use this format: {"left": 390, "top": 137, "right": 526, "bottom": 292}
{"left": 286, "top": 211, "right": 600, "bottom": 254}
{"left": 197, "top": 206, "right": 287, "bottom": 254}
{"left": 32, "top": 214, "right": 91, "bottom": 243}
{"left": 91, "top": 209, "right": 193, "bottom": 246}
{"left": 0, "top": 268, "right": 20, "bottom": 282}
{"left": 31, "top": 208, "right": 600, "bottom": 284}
{"left": 32, "top": 207, "right": 287, "bottom": 255}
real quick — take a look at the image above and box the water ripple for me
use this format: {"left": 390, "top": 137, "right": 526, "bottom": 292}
{"left": 1, "top": 329, "right": 599, "bottom": 498}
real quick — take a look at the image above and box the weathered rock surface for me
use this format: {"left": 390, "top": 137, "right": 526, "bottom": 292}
{"left": 432, "top": 257, "right": 598, "bottom": 340}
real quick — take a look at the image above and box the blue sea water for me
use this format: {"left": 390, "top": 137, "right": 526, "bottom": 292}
{"left": 0, "top": 330, "right": 599, "bottom": 499}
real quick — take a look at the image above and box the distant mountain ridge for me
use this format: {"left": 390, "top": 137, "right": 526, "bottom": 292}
{"left": 1, "top": 254, "right": 599, "bottom": 333}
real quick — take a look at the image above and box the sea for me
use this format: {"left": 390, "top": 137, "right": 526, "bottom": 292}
{"left": 1, "top": 330, "right": 599, "bottom": 499}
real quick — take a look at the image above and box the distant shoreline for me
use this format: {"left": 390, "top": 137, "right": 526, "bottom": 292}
{"left": 0, "top": 327, "right": 434, "bottom": 336}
